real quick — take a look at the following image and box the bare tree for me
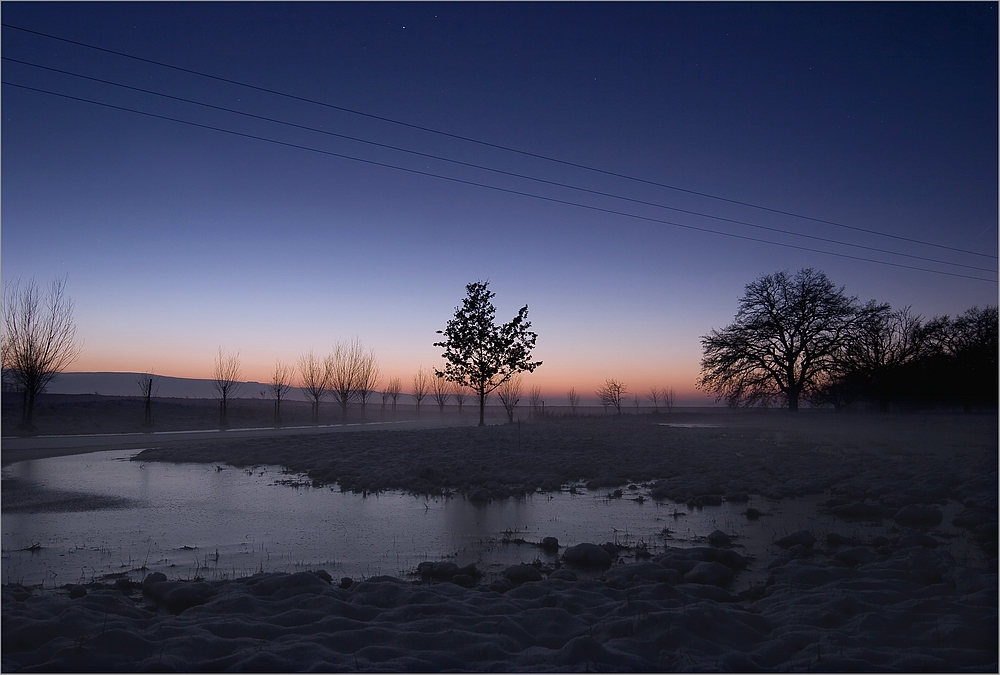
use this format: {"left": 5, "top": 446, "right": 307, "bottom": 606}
{"left": 845, "top": 303, "right": 923, "bottom": 412}
{"left": 497, "top": 373, "right": 523, "bottom": 423}
{"left": 384, "top": 377, "right": 402, "bottom": 412}
{"left": 662, "top": 386, "right": 676, "bottom": 413}
{"left": 412, "top": 366, "right": 430, "bottom": 414}
{"left": 298, "top": 350, "right": 329, "bottom": 424}
{"left": 2, "top": 276, "right": 82, "bottom": 431}
{"left": 431, "top": 370, "right": 451, "bottom": 413}
{"left": 213, "top": 347, "right": 243, "bottom": 428}
{"left": 329, "top": 339, "right": 365, "bottom": 423}
{"left": 354, "top": 346, "right": 380, "bottom": 421}
{"left": 453, "top": 383, "right": 468, "bottom": 413}
{"left": 269, "top": 360, "right": 294, "bottom": 425}
{"left": 528, "top": 385, "right": 543, "bottom": 417}
{"left": 647, "top": 386, "right": 661, "bottom": 412}
{"left": 595, "top": 378, "right": 627, "bottom": 414}
{"left": 699, "top": 269, "right": 858, "bottom": 411}
{"left": 567, "top": 387, "right": 580, "bottom": 414}
{"left": 137, "top": 371, "right": 158, "bottom": 428}
{"left": 632, "top": 394, "right": 642, "bottom": 414}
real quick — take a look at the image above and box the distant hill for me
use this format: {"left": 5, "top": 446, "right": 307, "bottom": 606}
{"left": 43, "top": 372, "right": 311, "bottom": 401}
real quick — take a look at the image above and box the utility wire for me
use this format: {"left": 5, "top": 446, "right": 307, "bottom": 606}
{"left": 6, "top": 56, "right": 994, "bottom": 275}
{"left": 4, "top": 79, "right": 995, "bottom": 284}
{"left": 3, "top": 22, "right": 995, "bottom": 262}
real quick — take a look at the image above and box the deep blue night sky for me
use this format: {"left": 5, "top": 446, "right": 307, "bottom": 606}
{"left": 3, "top": 3, "right": 996, "bottom": 401}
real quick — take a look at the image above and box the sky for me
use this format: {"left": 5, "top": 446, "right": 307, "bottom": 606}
{"left": 2, "top": 3, "right": 997, "bottom": 405}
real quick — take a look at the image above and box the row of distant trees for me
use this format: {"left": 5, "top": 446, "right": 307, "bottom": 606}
{"left": 11, "top": 271, "right": 985, "bottom": 434}
{"left": 589, "top": 380, "right": 677, "bottom": 415}
{"left": 699, "top": 268, "right": 998, "bottom": 412}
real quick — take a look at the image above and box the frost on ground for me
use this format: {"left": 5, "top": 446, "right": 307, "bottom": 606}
{"left": 3, "top": 412, "right": 996, "bottom": 671}
{"left": 131, "top": 412, "right": 997, "bottom": 507}
{"left": 3, "top": 548, "right": 996, "bottom": 672}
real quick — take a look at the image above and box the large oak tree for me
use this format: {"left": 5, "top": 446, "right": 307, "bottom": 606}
{"left": 699, "top": 269, "right": 858, "bottom": 411}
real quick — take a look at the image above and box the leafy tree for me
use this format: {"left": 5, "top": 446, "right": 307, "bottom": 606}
{"left": 434, "top": 281, "right": 541, "bottom": 426}
{"left": 699, "top": 269, "right": 858, "bottom": 411}
{"left": 2, "top": 276, "right": 82, "bottom": 431}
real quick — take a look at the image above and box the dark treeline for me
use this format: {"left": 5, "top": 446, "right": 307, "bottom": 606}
{"left": 700, "top": 269, "right": 997, "bottom": 413}
{"left": 813, "top": 304, "right": 997, "bottom": 412}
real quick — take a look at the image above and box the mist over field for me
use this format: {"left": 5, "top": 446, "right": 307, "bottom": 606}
{"left": 3, "top": 2, "right": 996, "bottom": 672}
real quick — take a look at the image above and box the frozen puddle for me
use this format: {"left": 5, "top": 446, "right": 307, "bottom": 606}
{"left": 2, "top": 450, "right": 986, "bottom": 589}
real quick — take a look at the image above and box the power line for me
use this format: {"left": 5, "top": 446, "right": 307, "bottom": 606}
{"left": 4, "top": 22, "right": 995, "bottom": 262}
{"left": 5, "top": 79, "right": 996, "bottom": 285}
{"left": 5, "top": 57, "right": 994, "bottom": 275}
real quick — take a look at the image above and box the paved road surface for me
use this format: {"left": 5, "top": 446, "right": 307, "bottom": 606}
{"left": 1, "top": 418, "right": 479, "bottom": 465}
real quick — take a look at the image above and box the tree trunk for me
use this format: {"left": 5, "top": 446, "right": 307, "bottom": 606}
{"left": 21, "top": 388, "right": 36, "bottom": 430}
{"left": 478, "top": 391, "right": 486, "bottom": 427}
{"left": 787, "top": 388, "right": 799, "bottom": 412}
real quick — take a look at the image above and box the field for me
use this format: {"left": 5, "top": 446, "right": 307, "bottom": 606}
{"left": 2, "top": 401, "right": 997, "bottom": 671}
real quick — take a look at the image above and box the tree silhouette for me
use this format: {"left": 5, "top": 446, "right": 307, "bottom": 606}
{"left": 497, "top": 374, "right": 523, "bottom": 423}
{"left": 662, "top": 386, "right": 676, "bottom": 413}
{"left": 914, "top": 305, "right": 999, "bottom": 411}
{"left": 567, "top": 387, "right": 580, "bottom": 413}
{"left": 434, "top": 281, "right": 541, "bottom": 426}
{"left": 384, "top": 377, "right": 402, "bottom": 412}
{"left": 412, "top": 367, "right": 430, "bottom": 415}
{"left": 269, "top": 361, "right": 294, "bottom": 425}
{"left": 820, "top": 303, "right": 923, "bottom": 412}
{"left": 353, "top": 344, "right": 380, "bottom": 421}
{"left": 453, "top": 383, "right": 468, "bottom": 413}
{"left": 329, "top": 339, "right": 368, "bottom": 423}
{"left": 298, "top": 350, "right": 329, "bottom": 424}
{"left": 699, "top": 269, "right": 858, "bottom": 412}
{"left": 137, "top": 371, "right": 158, "bottom": 428}
{"left": 595, "top": 378, "right": 627, "bottom": 414}
{"left": 528, "top": 385, "right": 543, "bottom": 417}
{"left": 2, "top": 276, "right": 82, "bottom": 431}
{"left": 647, "top": 386, "right": 661, "bottom": 412}
{"left": 430, "top": 369, "right": 451, "bottom": 413}
{"left": 213, "top": 347, "right": 243, "bottom": 428}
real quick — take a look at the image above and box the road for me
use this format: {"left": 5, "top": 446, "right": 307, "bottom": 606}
{"left": 1, "top": 418, "right": 478, "bottom": 465}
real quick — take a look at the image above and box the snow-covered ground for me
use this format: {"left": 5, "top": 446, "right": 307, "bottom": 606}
{"left": 3, "top": 412, "right": 996, "bottom": 671}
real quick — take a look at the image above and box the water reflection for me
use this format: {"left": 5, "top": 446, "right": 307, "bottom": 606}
{"left": 2, "top": 450, "right": 986, "bottom": 589}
